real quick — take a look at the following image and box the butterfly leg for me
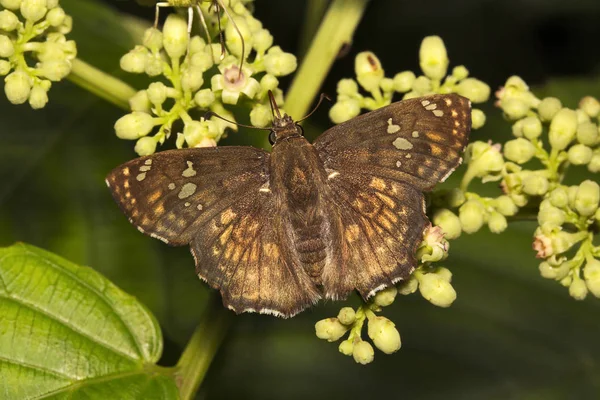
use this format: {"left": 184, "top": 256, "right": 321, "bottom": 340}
{"left": 154, "top": 2, "right": 171, "bottom": 30}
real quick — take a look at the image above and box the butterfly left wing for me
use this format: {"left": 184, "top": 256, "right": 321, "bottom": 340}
{"left": 106, "top": 146, "right": 320, "bottom": 317}
{"left": 315, "top": 94, "right": 471, "bottom": 299}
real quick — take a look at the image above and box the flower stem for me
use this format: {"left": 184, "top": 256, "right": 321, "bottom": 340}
{"left": 285, "top": 0, "right": 370, "bottom": 119}
{"left": 175, "top": 294, "right": 233, "bottom": 400}
{"left": 68, "top": 58, "right": 136, "bottom": 111}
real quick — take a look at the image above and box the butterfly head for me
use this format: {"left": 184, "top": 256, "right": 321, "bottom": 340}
{"left": 268, "top": 114, "right": 304, "bottom": 146}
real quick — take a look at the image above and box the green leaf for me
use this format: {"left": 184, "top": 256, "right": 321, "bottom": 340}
{"left": 0, "top": 243, "right": 179, "bottom": 399}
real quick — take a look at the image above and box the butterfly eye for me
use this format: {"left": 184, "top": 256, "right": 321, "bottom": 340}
{"left": 296, "top": 124, "right": 305, "bottom": 136}
{"left": 269, "top": 130, "right": 277, "bottom": 145}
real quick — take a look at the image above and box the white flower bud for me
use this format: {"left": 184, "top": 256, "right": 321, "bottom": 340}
{"left": 338, "top": 339, "right": 354, "bottom": 356}
{"left": 574, "top": 180, "right": 599, "bottom": 217}
{"left": 264, "top": 46, "right": 297, "bottom": 77}
{"left": 579, "top": 96, "right": 600, "bottom": 118}
{"left": 4, "top": 70, "right": 32, "bottom": 104}
{"left": 367, "top": 316, "right": 401, "bottom": 354}
{"left": 459, "top": 200, "right": 485, "bottom": 234}
{"left": 46, "top": 6, "right": 65, "bottom": 26}
{"left": 0, "top": 10, "right": 19, "bottom": 31}
{"left": 393, "top": 71, "right": 415, "bottom": 93}
{"left": 129, "top": 90, "right": 151, "bottom": 113}
{"left": 584, "top": 259, "right": 600, "bottom": 298}
{"left": 194, "top": 88, "right": 215, "bottom": 109}
{"left": 143, "top": 28, "right": 163, "bottom": 51}
{"left": 576, "top": 122, "right": 598, "bottom": 146}
{"left": 352, "top": 340, "right": 374, "bottom": 364}
{"left": 249, "top": 103, "right": 272, "bottom": 128}
{"left": 538, "top": 97, "right": 562, "bottom": 122}
{"left": 0, "top": 60, "right": 11, "bottom": 75}
{"left": 433, "top": 209, "right": 461, "bottom": 240}
{"left": 120, "top": 47, "right": 148, "bottom": 74}
{"left": 329, "top": 99, "right": 360, "bottom": 124}
{"left": 548, "top": 108, "right": 578, "bottom": 150}
{"left": 419, "top": 36, "right": 448, "bottom": 81}
{"left": 355, "top": 51, "right": 384, "bottom": 92}
{"left": 147, "top": 82, "right": 167, "bottom": 105}
{"left": 114, "top": 112, "right": 155, "bottom": 140}
{"left": 569, "top": 278, "right": 588, "bottom": 300}
{"left": 521, "top": 116, "right": 543, "bottom": 140}
{"left": 456, "top": 78, "right": 490, "bottom": 103}
{"left": 337, "top": 307, "right": 356, "bottom": 325}
{"left": 471, "top": 109, "right": 486, "bottom": 129}
{"left": 493, "top": 195, "right": 518, "bottom": 216}
{"left": 417, "top": 272, "right": 457, "bottom": 307}
{"left": 315, "top": 318, "right": 348, "bottom": 342}
{"left": 28, "top": 84, "right": 48, "bottom": 109}
{"left": 38, "top": 59, "right": 71, "bottom": 81}
{"left": 21, "top": 0, "right": 47, "bottom": 22}
{"left": 373, "top": 286, "right": 398, "bottom": 307}
{"left": 134, "top": 136, "right": 157, "bottom": 156}
{"left": 488, "top": 211, "right": 507, "bottom": 233}
{"left": 0, "top": 34, "right": 14, "bottom": 58}
{"left": 568, "top": 144, "right": 593, "bottom": 165}
{"left": 503, "top": 138, "right": 535, "bottom": 164}
{"left": 398, "top": 275, "right": 418, "bottom": 295}
{"left": 253, "top": 28, "right": 273, "bottom": 54}
{"left": 162, "top": 14, "right": 188, "bottom": 60}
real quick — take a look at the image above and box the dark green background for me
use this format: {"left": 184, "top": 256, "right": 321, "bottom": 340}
{"left": 2, "top": 0, "right": 600, "bottom": 398}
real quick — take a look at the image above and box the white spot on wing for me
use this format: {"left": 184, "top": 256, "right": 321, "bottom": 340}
{"left": 393, "top": 138, "right": 413, "bottom": 150}
{"left": 182, "top": 161, "right": 197, "bottom": 177}
{"left": 421, "top": 100, "right": 430, "bottom": 107}
{"left": 387, "top": 118, "right": 400, "bottom": 134}
{"left": 425, "top": 103, "right": 437, "bottom": 110}
{"left": 178, "top": 183, "right": 197, "bottom": 199}
{"left": 259, "top": 182, "right": 271, "bottom": 193}
{"left": 433, "top": 110, "right": 444, "bottom": 117}
{"left": 412, "top": 131, "right": 419, "bottom": 138}
{"left": 327, "top": 171, "right": 340, "bottom": 180}
{"left": 136, "top": 172, "right": 146, "bottom": 181}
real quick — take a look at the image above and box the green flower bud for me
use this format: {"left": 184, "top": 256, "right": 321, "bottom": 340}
{"left": 456, "top": 78, "right": 490, "bottom": 103}
{"left": 338, "top": 339, "right": 354, "bottom": 356}
{"left": 260, "top": 74, "right": 279, "bottom": 92}
{"left": 417, "top": 272, "right": 457, "bottom": 307}
{"left": 579, "top": 96, "right": 600, "bottom": 118}
{"left": 368, "top": 316, "right": 401, "bottom": 354}
{"left": 373, "top": 286, "right": 397, "bottom": 307}
{"left": 225, "top": 16, "right": 252, "bottom": 58}
{"left": 433, "top": 209, "right": 461, "bottom": 240}
{"left": 144, "top": 55, "right": 163, "bottom": 77}
{"left": 0, "top": 34, "right": 14, "bottom": 58}
{"left": 464, "top": 141, "right": 504, "bottom": 178}
{"left": 21, "top": 0, "right": 47, "bottom": 22}
{"left": 337, "top": 307, "right": 356, "bottom": 325}
{"left": 471, "top": 109, "right": 486, "bottom": 129}
{"left": 129, "top": 90, "right": 151, "bottom": 113}
{"left": 522, "top": 174, "right": 549, "bottom": 196}
{"left": 488, "top": 211, "right": 507, "bottom": 233}
{"left": 576, "top": 122, "right": 598, "bottom": 146}
{"left": 162, "top": 14, "right": 188, "bottom": 60}
{"left": 537, "top": 201, "right": 565, "bottom": 228}
{"left": 38, "top": 59, "right": 71, "bottom": 81}
{"left": 393, "top": 71, "right": 415, "bottom": 93}
{"left": 134, "top": 136, "right": 157, "bottom": 156}
{"left": 190, "top": 50, "right": 213, "bottom": 72}
{"left": 538, "top": 97, "right": 562, "bottom": 122}
{"left": 46, "top": 6, "right": 65, "bottom": 27}
{"left": 459, "top": 200, "right": 485, "bottom": 234}
{"left": 253, "top": 28, "right": 273, "bottom": 54}
{"left": 249, "top": 103, "right": 272, "bottom": 128}
{"left": 402, "top": 91, "right": 420, "bottom": 100}
{"left": 452, "top": 65, "right": 469, "bottom": 80}
{"left": 569, "top": 277, "right": 588, "bottom": 301}
{"left": 435, "top": 267, "right": 453, "bottom": 282}
{"left": 120, "top": 46, "right": 148, "bottom": 74}
{"left": 501, "top": 98, "right": 529, "bottom": 120}
{"left": 380, "top": 77, "right": 394, "bottom": 93}
{"left": 505, "top": 75, "right": 529, "bottom": 91}
{"left": 147, "top": 82, "right": 167, "bottom": 105}
{"left": 568, "top": 144, "right": 593, "bottom": 165}
{"left": 264, "top": 46, "right": 297, "bottom": 77}
{"left": 4, "top": 70, "right": 32, "bottom": 104}
{"left": 503, "top": 138, "right": 535, "bottom": 164}
{"left": 194, "top": 88, "right": 215, "bottom": 109}
{"left": 411, "top": 75, "right": 432, "bottom": 94}
{"left": 584, "top": 259, "right": 600, "bottom": 298}
{"left": 574, "top": 180, "right": 600, "bottom": 217}
{"left": 560, "top": 275, "right": 572, "bottom": 287}
{"left": 57, "top": 14, "right": 72, "bottom": 35}
{"left": 576, "top": 109, "right": 590, "bottom": 124}
{"left": 552, "top": 231, "right": 585, "bottom": 255}
{"left": 549, "top": 187, "right": 569, "bottom": 209}
{"left": 0, "top": 60, "right": 11, "bottom": 75}
{"left": 539, "top": 261, "right": 565, "bottom": 280}
{"left": 114, "top": 112, "right": 155, "bottom": 140}
{"left": 589, "top": 152, "right": 600, "bottom": 173}
{"left": 0, "top": 10, "right": 19, "bottom": 31}
{"left": 398, "top": 275, "right": 418, "bottom": 295}
{"left": 181, "top": 69, "right": 204, "bottom": 92}
{"left": 329, "top": 99, "right": 360, "bottom": 124}
{"left": 521, "top": 116, "right": 543, "bottom": 140}
{"left": 549, "top": 108, "right": 577, "bottom": 150}
{"left": 183, "top": 119, "right": 218, "bottom": 147}
{"left": 315, "top": 318, "right": 348, "bottom": 342}
{"left": 419, "top": 36, "right": 448, "bottom": 81}
{"left": 142, "top": 28, "right": 163, "bottom": 51}
{"left": 352, "top": 340, "right": 374, "bottom": 365}
{"left": 0, "top": 0, "right": 21, "bottom": 11}
{"left": 47, "top": 0, "right": 59, "bottom": 8}
{"left": 493, "top": 195, "right": 518, "bottom": 216}
{"left": 28, "top": 84, "right": 48, "bottom": 109}
{"left": 446, "top": 188, "right": 466, "bottom": 208}
{"left": 355, "top": 51, "right": 384, "bottom": 92}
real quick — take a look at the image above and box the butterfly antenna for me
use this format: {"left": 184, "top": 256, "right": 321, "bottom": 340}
{"left": 268, "top": 90, "right": 282, "bottom": 120}
{"left": 203, "top": 111, "right": 271, "bottom": 131}
{"left": 212, "top": 0, "right": 226, "bottom": 61}
{"left": 296, "top": 93, "right": 332, "bottom": 123}
{"left": 216, "top": 0, "right": 245, "bottom": 80}
{"left": 195, "top": 4, "right": 213, "bottom": 56}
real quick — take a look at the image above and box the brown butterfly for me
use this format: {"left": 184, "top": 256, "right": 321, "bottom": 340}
{"left": 105, "top": 93, "right": 471, "bottom": 317}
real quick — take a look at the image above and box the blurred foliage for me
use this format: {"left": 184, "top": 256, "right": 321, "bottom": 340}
{"left": 1, "top": 0, "right": 600, "bottom": 399}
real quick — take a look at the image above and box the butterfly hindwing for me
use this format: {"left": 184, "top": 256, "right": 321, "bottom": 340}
{"left": 316, "top": 94, "right": 471, "bottom": 299}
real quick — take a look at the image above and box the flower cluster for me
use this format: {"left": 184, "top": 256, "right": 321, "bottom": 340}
{"left": 0, "top": 0, "right": 76, "bottom": 109}
{"left": 315, "top": 226, "right": 455, "bottom": 364}
{"left": 115, "top": 2, "right": 297, "bottom": 155}
{"left": 328, "top": 36, "right": 490, "bottom": 130}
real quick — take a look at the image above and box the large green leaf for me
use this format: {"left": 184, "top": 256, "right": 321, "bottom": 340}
{"left": 0, "top": 243, "right": 179, "bottom": 399}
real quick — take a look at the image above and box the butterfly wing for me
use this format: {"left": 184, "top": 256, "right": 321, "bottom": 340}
{"left": 106, "top": 146, "right": 320, "bottom": 317}
{"left": 314, "top": 93, "right": 471, "bottom": 299}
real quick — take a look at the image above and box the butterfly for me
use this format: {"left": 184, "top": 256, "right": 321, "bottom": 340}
{"left": 105, "top": 93, "right": 471, "bottom": 318}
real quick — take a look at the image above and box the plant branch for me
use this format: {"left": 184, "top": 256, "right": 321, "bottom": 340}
{"left": 175, "top": 294, "right": 233, "bottom": 400}
{"left": 68, "top": 58, "right": 136, "bottom": 111}
{"left": 285, "top": 0, "right": 370, "bottom": 119}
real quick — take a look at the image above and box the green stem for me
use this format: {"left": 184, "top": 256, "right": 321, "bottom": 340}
{"left": 298, "top": 0, "right": 330, "bottom": 57}
{"left": 67, "top": 58, "right": 136, "bottom": 111}
{"left": 175, "top": 294, "right": 233, "bottom": 400}
{"left": 285, "top": 0, "right": 370, "bottom": 119}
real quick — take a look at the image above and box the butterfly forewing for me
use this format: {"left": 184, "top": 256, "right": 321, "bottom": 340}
{"left": 314, "top": 93, "right": 471, "bottom": 191}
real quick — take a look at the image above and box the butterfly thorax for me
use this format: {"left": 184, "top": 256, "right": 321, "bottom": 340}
{"left": 270, "top": 136, "right": 334, "bottom": 283}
